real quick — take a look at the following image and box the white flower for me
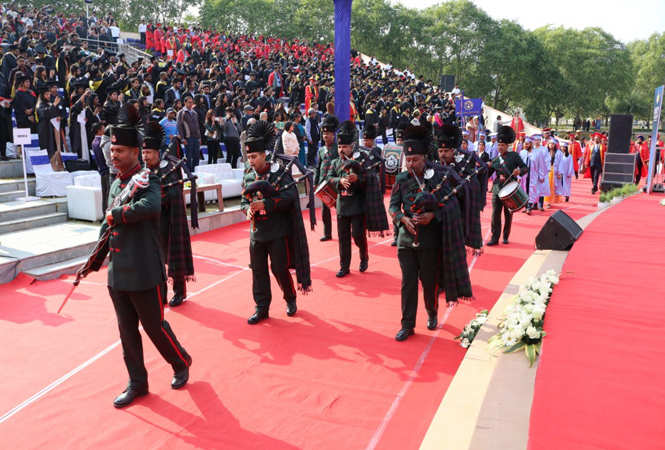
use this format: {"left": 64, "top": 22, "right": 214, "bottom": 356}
{"left": 526, "top": 326, "right": 540, "bottom": 339}
{"left": 461, "top": 338, "right": 470, "bottom": 348}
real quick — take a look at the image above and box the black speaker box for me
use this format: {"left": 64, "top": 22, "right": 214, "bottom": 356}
{"left": 440, "top": 75, "right": 455, "bottom": 92}
{"left": 608, "top": 114, "right": 633, "bottom": 154}
{"left": 535, "top": 210, "right": 583, "bottom": 251}
{"left": 64, "top": 159, "right": 90, "bottom": 172}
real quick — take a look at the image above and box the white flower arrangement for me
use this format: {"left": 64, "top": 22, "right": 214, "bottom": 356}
{"left": 455, "top": 310, "right": 488, "bottom": 348}
{"left": 488, "top": 269, "right": 559, "bottom": 366}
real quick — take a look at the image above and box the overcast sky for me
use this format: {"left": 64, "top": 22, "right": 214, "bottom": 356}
{"left": 394, "top": 0, "right": 665, "bottom": 43}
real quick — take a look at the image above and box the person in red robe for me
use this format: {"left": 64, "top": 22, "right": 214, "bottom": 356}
{"left": 583, "top": 133, "right": 606, "bottom": 180}
{"left": 145, "top": 25, "right": 153, "bottom": 51}
{"left": 305, "top": 78, "right": 318, "bottom": 113}
{"left": 569, "top": 134, "right": 583, "bottom": 178}
{"left": 510, "top": 115, "right": 524, "bottom": 136}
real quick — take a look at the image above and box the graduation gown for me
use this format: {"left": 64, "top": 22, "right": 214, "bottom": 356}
{"left": 36, "top": 101, "right": 59, "bottom": 158}
{"left": 555, "top": 153, "right": 574, "bottom": 196}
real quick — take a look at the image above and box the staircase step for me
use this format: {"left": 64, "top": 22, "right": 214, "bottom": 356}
{"left": 0, "top": 160, "right": 24, "bottom": 178}
{"left": 0, "top": 212, "right": 68, "bottom": 234}
{"left": 0, "top": 190, "right": 26, "bottom": 202}
{"left": 24, "top": 256, "right": 90, "bottom": 281}
{"left": 0, "top": 199, "right": 66, "bottom": 222}
{"left": 0, "top": 178, "right": 35, "bottom": 194}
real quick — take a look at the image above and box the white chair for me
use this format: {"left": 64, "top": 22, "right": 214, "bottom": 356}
{"left": 73, "top": 173, "right": 102, "bottom": 189}
{"left": 66, "top": 185, "right": 103, "bottom": 221}
{"left": 195, "top": 163, "right": 243, "bottom": 198}
{"left": 27, "top": 149, "right": 73, "bottom": 197}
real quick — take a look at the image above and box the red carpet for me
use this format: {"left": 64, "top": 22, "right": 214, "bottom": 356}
{"left": 529, "top": 194, "right": 665, "bottom": 450}
{"left": 0, "top": 180, "right": 596, "bottom": 449}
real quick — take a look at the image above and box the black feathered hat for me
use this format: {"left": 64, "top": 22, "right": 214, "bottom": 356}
{"left": 402, "top": 124, "right": 430, "bottom": 156}
{"left": 337, "top": 120, "right": 356, "bottom": 145}
{"left": 142, "top": 121, "right": 165, "bottom": 151}
{"left": 246, "top": 120, "right": 275, "bottom": 153}
{"left": 434, "top": 124, "right": 462, "bottom": 149}
{"left": 111, "top": 103, "right": 141, "bottom": 147}
{"left": 321, "top": 115, "right": 339, "bottom": 133}
{"left": 362, "top": 126, "right": 377, "bottom": 140}
{"left": 497, "top": 125, "right": 516, "bottom": 144}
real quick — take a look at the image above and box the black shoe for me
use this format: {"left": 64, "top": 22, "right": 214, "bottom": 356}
{"left": 113, "top": 385, "right": 148, "bottom": 408}
{"left": 565, "top": 196, "right": 570, "bottom": 202}
{"left": 286, "top": 301, "right": 297, "bottom": 317}
{"left": 390, "top": 240, "right": 397, "bottom": 247}
{"left": 171, "top": 355, "right": 192, "bottom": 389}
{"left": 320, "top": 235, "right": 332, "bottom": 242}
{"left": 395, "top": 328, "right": 414, "bottom": 342}
{"left": 526, "top": 208, "right": 532, "bottom": 215}
{"left": 247, "top": 310, "right": 269, "bottom": 325}
{"left": 502, "top": 239, "right": 509, "bottom": 244}
{"left": 336, "top": 268, "right": 350, "bottom": 278}
{"left": 486, "top": 240, "right": 499, "bottom": 246}
{"left": 359, "top": 259, "right": 368, "bottom": 273}
{"left": 427, "top": 315, "right": 438, "bottom": 330}
{"left": 168, "top": 294, "right": 185, "bottom": 307}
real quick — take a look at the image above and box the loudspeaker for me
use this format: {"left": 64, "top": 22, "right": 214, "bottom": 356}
{"left": 535, "top": 210, "right": 583, "bottom": 251}
{"left": 601, "top": 152, "right": 637, "bottom": 191}
{"left": 64, "top": 159, "right": 90, "bottom": 172}
{"left": 440, "top": 75, "right": 455, "bottom": 92}
{"left": 608, "top": 114, "right": 632, "bottom": 154}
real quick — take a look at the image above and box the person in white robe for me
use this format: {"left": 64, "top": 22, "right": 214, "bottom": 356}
{"left": 529, "top": 135, "right": 550, "bottom": 212}
{"left": 555, "top": 142, "right": 574, "bottom": 200}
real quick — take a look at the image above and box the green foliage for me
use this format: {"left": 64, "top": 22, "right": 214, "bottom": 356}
{"left": 26, "top": 0, "right": 664, "bottom": 123}
{"left": 600, "top": 184, "right": 638, "bottom": 203}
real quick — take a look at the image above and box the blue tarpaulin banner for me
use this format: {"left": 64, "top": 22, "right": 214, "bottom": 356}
{"left": 455, "top": 98, "right": 483, "bottom": 117}
{"left": 646, "top": 85, "right": 663, "bottom": 193}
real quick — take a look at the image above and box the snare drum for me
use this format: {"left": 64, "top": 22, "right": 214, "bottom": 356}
{"left": 315, "top": 179, "right": 337, "bottom": 209}
{"left": 498, "top": 181, "right": 528, "bottom": 212}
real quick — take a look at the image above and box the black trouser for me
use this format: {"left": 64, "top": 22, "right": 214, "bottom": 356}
{"left": 591, "top": 165, "right": 602, "bottom": 190}
{"left": 172, "top": 276, "right": 186, "bottom": 298}
{"left": 109, "top": 283, "right": 190, "bottom": 388}
{"left": 207, "top": 139, "right": 220, "bottom": 164}
{"left": 491, "top": 192, "right": 512, "bottom": 241}
{"left": 250, "top": 237, "right": 296, "bottom": 311}
{"left": 307, "top": 142, "right": 318, "bottom": 167}
{"left": 224, "top": 137, "right": 241, "bottom": 168}
{"left": 398, "top": 247, "right": 440, "bottom": 329}
{"left": 337, "top": 214, "right": 368, "bottom": 271}
{"left": 322, "top": 204, "right": 332, "bottom": 238}
{"left": 140, "top": 32, "right": 146, "bottom": 44}
{"left": 100, "top": 171, "right": 110, "bottom": 212}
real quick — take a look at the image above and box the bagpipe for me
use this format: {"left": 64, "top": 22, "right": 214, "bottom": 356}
{"left": 243, "top": 154, "right": 315, "bottom": 231}
{"left": 57, "top": 168, "right": 152, "bottom": 314}
{"left": 405, "top": 163, "right": 487, "bottom": 248}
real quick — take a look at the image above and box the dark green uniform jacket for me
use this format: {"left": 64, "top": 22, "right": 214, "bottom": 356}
{"left": 91, "top": 167, "right": 166, "bottom": 291}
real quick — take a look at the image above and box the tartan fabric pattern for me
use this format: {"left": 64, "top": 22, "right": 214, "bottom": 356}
{"left": 364, "top": 168, "right": 389, "bottom": 234}
{"left": 438, "top": 194, "right": 473, "bottom": 303}
{"left": 287, "top": 191, "right": 312, "bottom": 290}
{"left": 450, "top": 150, "right": 488, "bottom": 250}
{"left": 431, "top": 165, "right": 473, "bottom": 303}
{"left": 315, "top": 144, "right": 338, "bottom": 186}
{"left": 159, "top": 161, "right": 195, "bottom": 281}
